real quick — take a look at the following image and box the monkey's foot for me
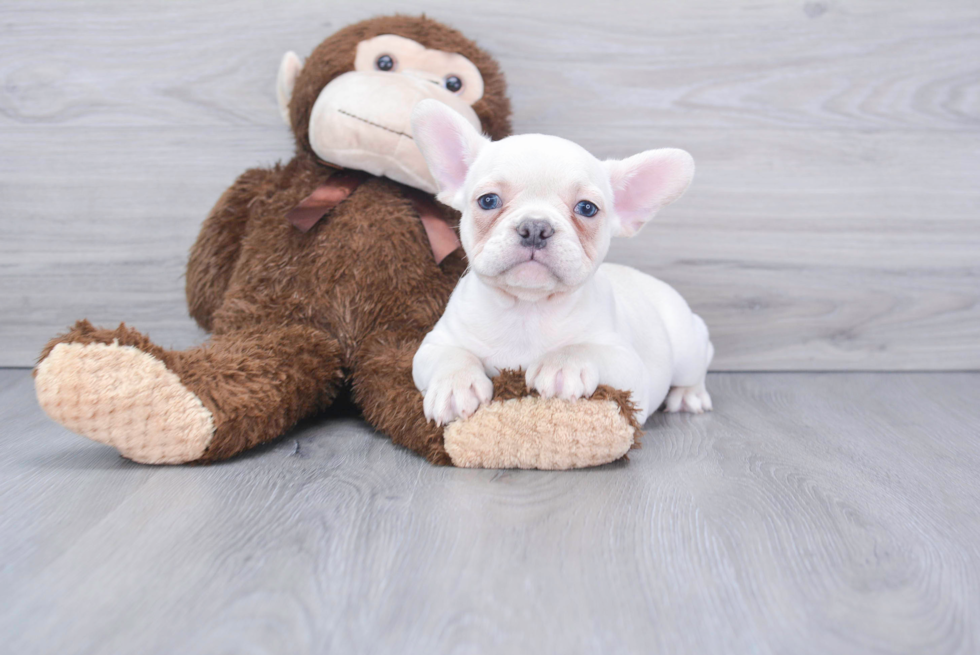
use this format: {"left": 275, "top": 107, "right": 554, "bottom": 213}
{"left": 442, "top": 370, "right": 642, "bottom": 469}
{"left": 35, "top": 341, "right": 215, "bottom": 464}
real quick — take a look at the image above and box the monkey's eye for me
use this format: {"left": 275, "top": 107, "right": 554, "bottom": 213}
{"left": 574, "top": 200, "right": 599, "bottom": 217}
{"left": 376, "top": 55, "right": 394, "bottom": 71}
{"left": 478, "top": 193, "right": 501, "bottom": 210}
{"left": 445, "top": 75, "right": 463, "bottom": 93}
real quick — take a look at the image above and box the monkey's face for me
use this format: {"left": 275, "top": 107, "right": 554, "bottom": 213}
{"left": 278, "top": 34, "right": 487, "bottom": 194}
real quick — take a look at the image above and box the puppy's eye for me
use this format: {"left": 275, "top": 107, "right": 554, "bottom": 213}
{"left": 376, "top": 55, "right": 394, "bottom": 71}
{"left": 445, "top": 75, "right": 463, "bottom": 93}
{"left": 575, "top": 200, "right": 599, "bottom": 217}
{"left": 477, "top": 193, "right": 502, "bottom": 210}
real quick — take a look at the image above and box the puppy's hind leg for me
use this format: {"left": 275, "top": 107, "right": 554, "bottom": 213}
{"left": 665, "top": 380, "right": 713, "bottom": 414}
{"left": 665, "top": 315, "right": 714, "bottom": 414}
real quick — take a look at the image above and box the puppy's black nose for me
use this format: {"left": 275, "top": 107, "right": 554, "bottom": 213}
{"left": 516, "top": 219, "right": 555, "bottom": 250}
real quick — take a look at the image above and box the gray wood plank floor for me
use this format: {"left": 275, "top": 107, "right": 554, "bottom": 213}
{"left": 1, "top": 369, "right": 978, "bottom": 654}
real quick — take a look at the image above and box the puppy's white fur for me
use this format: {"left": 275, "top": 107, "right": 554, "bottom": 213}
{"left": 410, "top": 99, "right": 714, "bottom": 426}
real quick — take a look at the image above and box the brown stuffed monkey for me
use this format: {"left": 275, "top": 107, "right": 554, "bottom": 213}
{"left": 34, "top": 15, "right": 641, "bottom": 469}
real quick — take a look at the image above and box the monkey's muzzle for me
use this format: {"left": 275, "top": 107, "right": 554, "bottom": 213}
{"left": 308, "top": 71, "right": 481, "bottom": 194}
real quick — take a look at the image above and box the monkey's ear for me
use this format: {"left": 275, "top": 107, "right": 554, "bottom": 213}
{"left": 276, "top": 51, "right": 303, "bottom": 128}
{"left": 411, "top": 99, "right": 489, "bottom": 208}
{"left": 603, "top": 148, "right": 695, "bottom": 237}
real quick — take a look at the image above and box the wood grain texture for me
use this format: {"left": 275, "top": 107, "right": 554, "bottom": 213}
{"left": 2, "top": 368, "right": 979, "bottom": 653}
{"left": 1, "top": 0, "right": 979, "bottom": 368}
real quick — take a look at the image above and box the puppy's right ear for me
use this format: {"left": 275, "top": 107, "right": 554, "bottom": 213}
{"left": 411, "top": 99, "right": 490, "bottom": 208}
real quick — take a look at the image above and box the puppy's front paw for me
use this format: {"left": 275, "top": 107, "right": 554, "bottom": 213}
{"left": 422, "top": 366, "right": 494, "bottom": 426}
{"left": 526, "top": 349, "right": 600, "bottom": 401}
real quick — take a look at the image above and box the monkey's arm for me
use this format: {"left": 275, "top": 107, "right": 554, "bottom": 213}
{"left": 186, "top": 167, "right": 279, "bottom": 331}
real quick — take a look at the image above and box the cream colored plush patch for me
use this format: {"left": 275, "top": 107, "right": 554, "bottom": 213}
{"left": 35, "top": 342, "right": 214, "bottom": 465}
{"left": 444, "top": 397, "right": 635, "bottom": 469}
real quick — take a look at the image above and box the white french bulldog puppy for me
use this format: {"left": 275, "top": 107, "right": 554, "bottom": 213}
{"left": 410, "top": 99, "right": 714, "bottom": 426}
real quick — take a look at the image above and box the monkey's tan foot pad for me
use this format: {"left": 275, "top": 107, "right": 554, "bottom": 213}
{"left": 35, "top": 342, "right": 215, "bottom": 464}
{"left": 443, "top": 396, "right": 636, "bottom": 469}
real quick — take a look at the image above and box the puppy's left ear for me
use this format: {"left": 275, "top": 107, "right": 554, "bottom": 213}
{"left": 604, "top": 148, "right": 695, "bottom": 237}
{"left": 411, "top": 99, "right": 490, "bottom": 208}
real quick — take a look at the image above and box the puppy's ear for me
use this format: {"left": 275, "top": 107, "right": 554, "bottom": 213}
{"left": 411, "top": 99, "right": 490, "bottom": 208}
{"left": 277, "top": 51, "right": 302, "bottom": 128}
{"left": 604, "top": 149, "right": 695, "bottom": 237}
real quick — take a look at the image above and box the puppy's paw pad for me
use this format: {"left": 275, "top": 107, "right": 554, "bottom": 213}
{"left": 665, "top": 382, "right": 712, "bottom": 414}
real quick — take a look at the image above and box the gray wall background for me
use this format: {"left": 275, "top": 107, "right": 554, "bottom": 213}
{"left": 1, "top": 0, "right": 977, "bottom": 369}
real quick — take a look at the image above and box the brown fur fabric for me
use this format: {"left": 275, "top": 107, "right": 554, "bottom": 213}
{"left": 36, "top": 15, "right": 636, "bottom": 467}
{"left": 186, "top": 167, "right": 279, "bottom": 332}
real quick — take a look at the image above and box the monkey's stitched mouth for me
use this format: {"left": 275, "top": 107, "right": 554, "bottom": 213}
{"left": 337, "top": 109, "right": 413, "bottom": 139}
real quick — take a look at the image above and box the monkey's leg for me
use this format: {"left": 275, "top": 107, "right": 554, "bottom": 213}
{"left": 352, "top": 332, "right": 451, "bottom": 465}
{"left": 35, "top": 321, "right": 344, "bottom": 464}
{"left": 352, "top": 333, "right": 641, "bottom": 469}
